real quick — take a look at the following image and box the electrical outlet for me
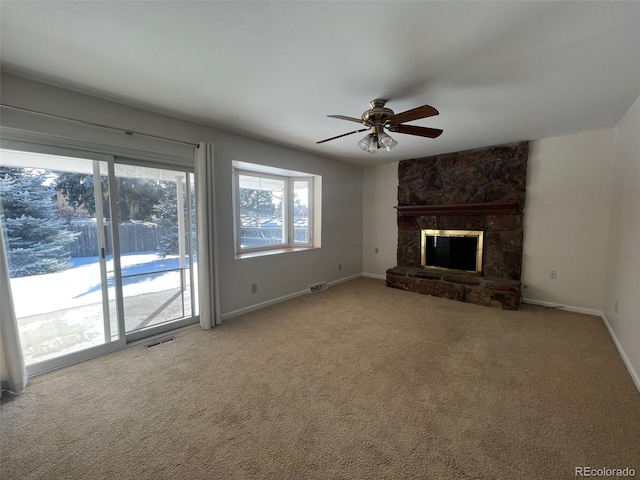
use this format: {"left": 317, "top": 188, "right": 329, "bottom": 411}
{"left": 549, "top": 270, "right": 557, "bottom": 279}
{"left": 375, "top": 247, "right": 379, "bottom": 254}
{"left": 251, "top": 283, "right": 257, "bottom": 294}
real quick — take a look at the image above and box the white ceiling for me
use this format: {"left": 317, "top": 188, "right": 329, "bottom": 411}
{"left": 1, "top": 1, "right": 639, "bottom": 166}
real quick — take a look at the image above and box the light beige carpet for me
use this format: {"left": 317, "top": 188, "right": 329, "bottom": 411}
{"left": 2, "top": 278, "right": 639, "bottom": 479}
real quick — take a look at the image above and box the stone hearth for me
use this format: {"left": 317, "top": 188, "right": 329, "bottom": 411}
{"left": 386, "top": 141, "right": 528, "bottom": 310}
{"left": 387, "top": 266, "right": 521, "bottom": 311}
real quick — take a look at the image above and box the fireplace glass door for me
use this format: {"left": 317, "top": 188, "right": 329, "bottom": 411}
{"left": 421, "top": 229, "right": 484, "bottom": 275}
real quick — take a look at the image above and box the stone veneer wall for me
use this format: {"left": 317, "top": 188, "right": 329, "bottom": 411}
{"left": 386, "top": 141, "right": 528, "bottom": 310}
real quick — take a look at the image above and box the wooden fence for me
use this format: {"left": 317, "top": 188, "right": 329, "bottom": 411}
{"left": 67, "top": 222, "right": 170, "bottom": 257}
{"left": 240, "top": 226, "right": 309, "bottom": 248}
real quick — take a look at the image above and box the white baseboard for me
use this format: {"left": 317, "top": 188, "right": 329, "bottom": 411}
{"left": 522, "top": 297, "right": 602, "bottom": 317}
{"left": 524, "top": 297, "right": 639, "bottom": 393}
{"left": 362, "top": 273, "right": 386, "bottom": 280}
{"left": 328, "top": 273, "right": 363, "bottom": 286}
{"left": 221, "top": 273, "right": 363, "bottom": 321}
{"left": 600, "top": 313, "right": 640, "bottom": 394}
{"left": 221, "top": 289, "right": 309, "bottom": 321}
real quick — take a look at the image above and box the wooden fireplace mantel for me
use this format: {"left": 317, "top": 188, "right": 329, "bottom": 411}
{"left": 395, "top": 202, "right": 518, "bottom": 216}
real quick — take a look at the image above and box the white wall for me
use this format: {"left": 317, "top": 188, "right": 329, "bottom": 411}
{"left": 0, "top": 73, "right": 363, "bottom": 316}
{"left": 522, "top": 130, "right": 614, "bottom": 311}
{"left": 602, "top": 94, "right": 640, "bottom": 386}
{"left": 362, "top": 161, "right": 398, "bottom": 278}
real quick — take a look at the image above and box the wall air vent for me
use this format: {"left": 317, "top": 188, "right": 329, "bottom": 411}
{"left": 308, "top": 282, "right": 328, "bottom": 293}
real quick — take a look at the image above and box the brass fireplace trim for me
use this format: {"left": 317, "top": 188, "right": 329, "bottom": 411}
{"left": 421, "top": 229, "right": 484, "bottom": 275}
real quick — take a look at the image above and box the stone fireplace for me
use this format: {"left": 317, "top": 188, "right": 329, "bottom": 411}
{"left": 386, "top": 141, "right": 528, "bottom": 310}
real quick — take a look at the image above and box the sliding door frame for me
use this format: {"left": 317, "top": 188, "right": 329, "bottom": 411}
{"left": 112, "top": 157, "right": 199, "bottom": 343}
{"left": 92, "top": 160, "right": 113, "bottom": 342}
{"left": 106, "top": 156, "right": 128, "bottom": 349}
{"left": 1, "top": 130, "right": 199, "bottom": 375}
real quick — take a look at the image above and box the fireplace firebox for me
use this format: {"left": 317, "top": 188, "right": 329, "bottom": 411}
{"left": 421, "top": 229, "right": 484, "bottom": 275}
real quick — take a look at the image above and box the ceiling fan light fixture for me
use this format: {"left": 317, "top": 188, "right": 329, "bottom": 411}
{"left": 367, "top": 133, "right": 378, "bottom": 154}
{"left": 368, "top": 134, "right": 378, "bottom": 154}
{"left": 358, "top": 134, "right": 372, "bottom": 152}
{"left": 378, "top": 131, "right": 398, "bottom": 151}
{"left": 358, "top": 133, "right": 378, "bottom": 154}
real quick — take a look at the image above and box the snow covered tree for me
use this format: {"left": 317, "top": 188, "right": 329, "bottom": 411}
{"left": 55, "top": 173, "right": 169, "bottom": 222}
{"left": 239, "top": 188, "right": 278, "bottom": 223}
{"left": 151, "top": 181, "right": 181, "bottom": 257}
{"left": 0, "top": 167, "right": 78, "bottom": 277}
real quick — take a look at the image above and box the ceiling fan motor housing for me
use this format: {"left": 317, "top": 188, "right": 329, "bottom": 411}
{"left": 362, "top": 99, "right": 394, "bottom": 132}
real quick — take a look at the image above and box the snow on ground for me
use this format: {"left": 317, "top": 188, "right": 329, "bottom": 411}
{"left": 10, "top": 252, "right": 186, "bottom": 318}
{"left": 10, "top": 252, "right": 195, "bottom": 365}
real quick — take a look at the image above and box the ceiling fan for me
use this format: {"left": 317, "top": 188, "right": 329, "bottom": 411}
{"left": 317, "top": 99, "right": 443, "bottom": 154}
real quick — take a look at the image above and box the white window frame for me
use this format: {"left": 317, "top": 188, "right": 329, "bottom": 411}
{"left": 233, "top": 166, "right": 315, "bottom": 254}
{"left": 289, "top": 177, "right": 314, "bottom": 248}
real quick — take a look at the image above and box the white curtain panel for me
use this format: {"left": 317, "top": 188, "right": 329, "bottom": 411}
{"left": 0, "top": 222, "right": 28, "bottom": 397}
{"left": 195, "top": 142, "right": 221, "bottom": 328}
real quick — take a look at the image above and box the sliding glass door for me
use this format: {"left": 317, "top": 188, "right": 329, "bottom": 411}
{"left": 0, "top": 148, "right": 198, "bottom": 373}
{"left": 112, "top": 162, "right": 197, "bottom": 341}
{"left": 0, "top": 149, "right": 118, "bottom": 370}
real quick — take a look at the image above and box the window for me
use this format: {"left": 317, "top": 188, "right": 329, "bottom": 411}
{"left": 233, "top": 163, "right": 317, "bottom": 254}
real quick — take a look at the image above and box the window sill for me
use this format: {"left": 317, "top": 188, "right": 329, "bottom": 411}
{"left": 235, "top": 246, "right": 317, "bottom": 260}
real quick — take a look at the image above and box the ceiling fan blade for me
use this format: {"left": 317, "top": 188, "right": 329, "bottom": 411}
{"left": 388, "top": 124, "right": 443, "bottom": 138}
{"left": 387, "top": 105, "right": 439, "bottom": 125}
{"left": 317, "top": 128, "right": 369, "bottom": 144}
{"left": 327, "top": 114, "right": 368, "bottom": 125}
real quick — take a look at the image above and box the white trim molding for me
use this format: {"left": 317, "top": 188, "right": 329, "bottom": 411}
{"left": 521, "top": 297, "right": 602, "bottom": 317}
{"left": 362, "top": 273, "right": 387, "bottom": 280}
{"left": 221, "top": 274, "right": 363, "bottom": 321}
{"left": 328, "top": 273, "right": 362, "bottom": 286}
{"left": 601, "top": 313, "right": 640, "bottom": 393}
{"left": 221, "top": 289, "right": 310, "bottom": 321}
